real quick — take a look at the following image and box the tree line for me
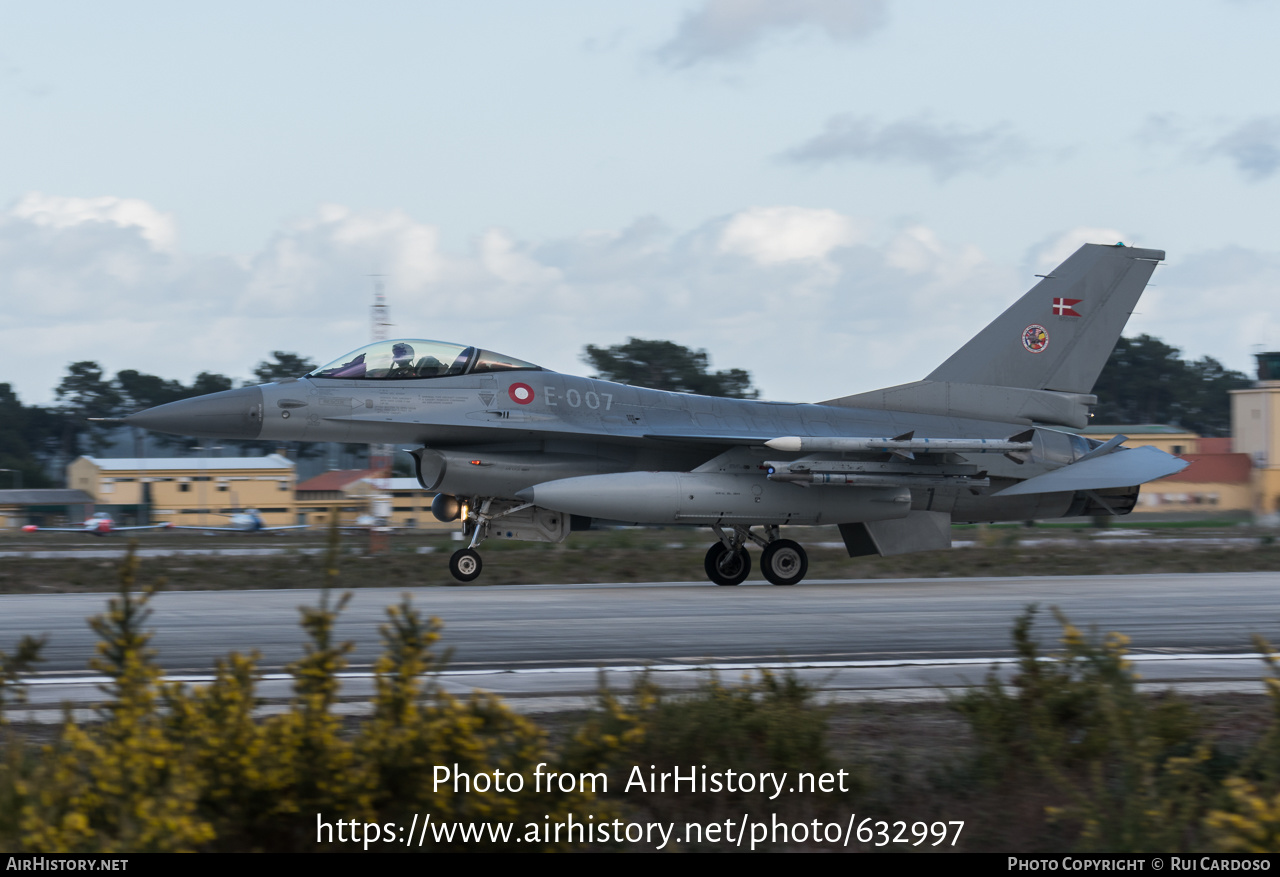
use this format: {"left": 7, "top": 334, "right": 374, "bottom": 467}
{"left": 0, "top": 336, "right": 1252, "bottom": 489}
{"left": 0, "top": 352, "right": 319, "bottom": 488}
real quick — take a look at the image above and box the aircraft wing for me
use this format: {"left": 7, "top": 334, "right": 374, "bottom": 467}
{"left": 992, "top": 445, "right": 1188, "bottom": 496}
{"left": 169, "top": 524, "right": 310, "bottom": 532}
{"left": 22, "top": 523, "right": 171, "bottom": 532}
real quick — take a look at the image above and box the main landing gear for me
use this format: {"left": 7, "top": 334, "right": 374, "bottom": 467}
{"left": 760, "top": 538, "right": 808, "bottom": 586}
{"left": 705, "top": 541, "right": 751, "bottom": 586}
{"left": 704, "top": 525, "right": 809, "bottom": 587}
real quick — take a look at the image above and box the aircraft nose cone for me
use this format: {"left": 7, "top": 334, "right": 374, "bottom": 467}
{"left": 125, "top": 386, "right": 265, "bottom": 439}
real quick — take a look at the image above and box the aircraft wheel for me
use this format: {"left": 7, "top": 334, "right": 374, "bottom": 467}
{"left": 760, "top": 539, "right": 808, "bottom": 586}
{"left": 449, "top": 548, "right": 483, "bottom": 583}
{"left": 704, "top": 542, "right": 751, "bottom": 586}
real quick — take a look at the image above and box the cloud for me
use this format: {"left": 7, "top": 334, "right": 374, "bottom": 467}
{"left": 656, "top": 0, "right": 887, "bottom": 68}
{"left": 1205, "top": 116, "right": 1280, "bottom": 181}
{"left": 1136, "top": 113, "right": 1187, "bottom": 149}
{"left": 1133, "top": 246, "right": 1280, "bottom": 370}
{"left": 782, "top": 114, "right": 1030, "bottom": 181}
{"left": 0, "top": 195, "right": 186, "bottom": 329}
{"left": 0, "top": 54, "right": 53, "bottom": 98}
{"left": 11, "top": 193, "right": 178, "bottom": 251}
{"left": 1138, "top": 113, "right": 1280, "bottom": 182}
{"left": 1, "top": 194, "right": 1271, "bottom": 410}
{"left": 0, "top": 195, "right": 1004, "bottom": 406}
{"left": 717, "top": 205, "right": 865, "bottom": 264}
{"left": 1024, "top": 227, "right": 1130, "bottom": 276}
{"left": 240, "top": 204, "right": 448, "bottom": 317}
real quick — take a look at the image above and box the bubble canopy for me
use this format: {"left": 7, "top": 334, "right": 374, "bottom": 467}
{"left": 307, "top": 339, "right": 542, "bottom": 381}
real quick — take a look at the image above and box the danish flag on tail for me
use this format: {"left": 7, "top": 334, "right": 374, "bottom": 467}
{"left": 1052, "top": 297, "right": 1082, "bottom": 317}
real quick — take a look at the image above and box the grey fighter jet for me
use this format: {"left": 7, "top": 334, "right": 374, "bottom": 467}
{"left": 123, "top": 243, "right": 1186, "bottom": 586}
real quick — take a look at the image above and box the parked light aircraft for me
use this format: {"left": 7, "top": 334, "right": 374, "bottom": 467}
{"left": 122, "top": 243, "right": 1187, "bottom": 585}
{"left": 22, "top": 512, "right": 172, "bottom": 536}
{"left": 170, "top": 509, "right": 309, "bottom": 534}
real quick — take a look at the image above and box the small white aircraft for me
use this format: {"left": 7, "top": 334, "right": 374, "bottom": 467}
{"left": 169, "top": 509, "right": 309, "bottom": 534}
{"left": 22, "top": 512, "right": 173, "bottom": 536}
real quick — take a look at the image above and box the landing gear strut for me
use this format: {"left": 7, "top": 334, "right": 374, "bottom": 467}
{"left": 447, "top": 496, "right": 534, "bottom": 583}
{"left": 702, "top": 525, "right": 810, "bottom": 586}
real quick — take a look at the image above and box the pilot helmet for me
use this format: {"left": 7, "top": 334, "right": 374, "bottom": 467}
{"left": 391, "top": 342, "right": 415, "bottom": 366}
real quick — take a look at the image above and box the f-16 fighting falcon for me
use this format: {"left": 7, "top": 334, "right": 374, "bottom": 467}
{"left": 121, "top": 242, "right": 1187, "bottom": 586}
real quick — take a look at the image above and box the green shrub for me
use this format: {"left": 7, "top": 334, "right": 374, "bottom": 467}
{"left": 5, "top": 538, "right": 619, "bottom": 852}
{"left": 19, "top": 548, "right": 214, "bottom": 852}
{"left": 572, "top": 669, "right": 855, "bottom": 806}
{"left": 1205, "top": 637, "right": 1280, "bottom": 852}
{"left": 953, "top": 606, "right": 1210, "bottom": 852}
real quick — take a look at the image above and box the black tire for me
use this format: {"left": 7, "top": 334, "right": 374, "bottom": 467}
{"left": 760, "top": 539, "right": 808, "bottom": 586}
{"left": 449, "top": 548, "right": 483, "bottom": 582}
{"left": 704, "top": 542, "right": 751, "bottom": 586}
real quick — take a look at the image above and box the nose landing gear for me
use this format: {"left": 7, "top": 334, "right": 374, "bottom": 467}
{"left": 448, "top": 496, "right": 536, "bottom": 583}
{"left": 449, "top": 547, "right": 482, "bottom": 582}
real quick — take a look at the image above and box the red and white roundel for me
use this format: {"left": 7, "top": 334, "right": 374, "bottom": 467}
{"left": 508, "top": 382, "right": 535, "bottom": 404}
{"left": 1022, "top": 324, "right": 1049, "bottom": 353}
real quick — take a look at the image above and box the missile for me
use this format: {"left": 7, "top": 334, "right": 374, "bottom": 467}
{"left": 766, "top": 471, "right": 990, "bottom": 488}
{"left": 764, "top": 429, "right": 1034, "bottom": 462}
{"left": 762, "top": 458, "right": 988, "bottom": 487}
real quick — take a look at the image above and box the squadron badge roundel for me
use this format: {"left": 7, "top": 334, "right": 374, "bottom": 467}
{"left": 509, "top": 382, "right": 535, "bottom": 405}
{"left": 1022, "top": 324, "right": 1049, "bottom": 354}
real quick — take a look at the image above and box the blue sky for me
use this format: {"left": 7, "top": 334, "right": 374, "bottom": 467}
{"left": 3, "top": 0, "right": 1278, "bottom": 406}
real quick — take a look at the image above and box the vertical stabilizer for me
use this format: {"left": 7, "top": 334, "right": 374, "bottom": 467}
{"left": 925, "top": 244, "right": 1163, "bottom": 394}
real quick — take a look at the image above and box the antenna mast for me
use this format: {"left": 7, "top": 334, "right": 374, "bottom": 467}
{"left": 370, "top": 273, "right": 390, "bottom": 341}
{"left": 369, "top": 274, "right": 393, "bottom": 477}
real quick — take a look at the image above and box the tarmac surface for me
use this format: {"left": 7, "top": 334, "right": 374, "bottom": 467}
{"left": 2, "top": 571, "right": 1278, "bottom": 718}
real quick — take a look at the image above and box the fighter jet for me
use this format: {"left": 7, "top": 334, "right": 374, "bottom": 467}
{"left": 123, "top": 242, "right": 1186, "bottom": 585}
{"left": 22, "top": 512, "right": 172, "bottom": 536}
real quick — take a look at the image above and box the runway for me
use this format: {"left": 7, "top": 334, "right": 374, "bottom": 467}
{"left": 2, "top": 572, "right": 1278, "bottom": 715}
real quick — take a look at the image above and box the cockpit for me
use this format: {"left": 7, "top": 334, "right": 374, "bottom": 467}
{"left": 307, "top": 339, "right": 543, "bottom": 381}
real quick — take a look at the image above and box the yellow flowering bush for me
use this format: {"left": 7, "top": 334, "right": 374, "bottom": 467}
{"left": 5, "top": 538, "right": 618, "bottom": 851}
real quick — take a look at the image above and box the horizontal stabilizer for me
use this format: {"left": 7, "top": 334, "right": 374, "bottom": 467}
{"left": 993, "top": 445, "right": 1187, "bottom": 497}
